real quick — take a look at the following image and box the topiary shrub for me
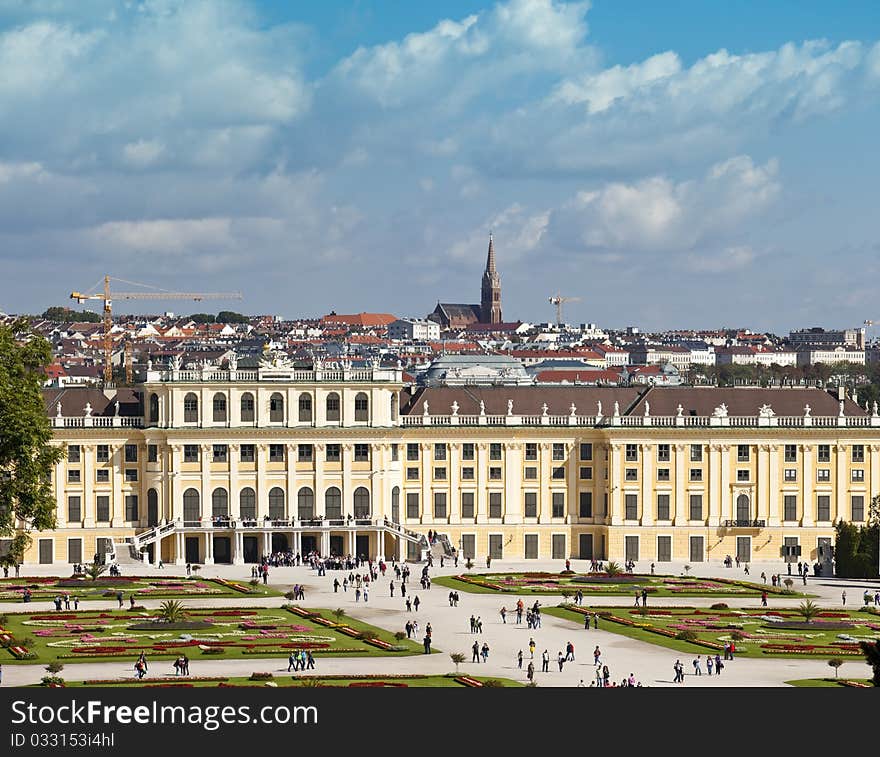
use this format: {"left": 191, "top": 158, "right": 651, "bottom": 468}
{"left": 249, "top": 672, "right": 274, "bottom": 681}
{"left": 41, "top": 676, "right": 65, "bottom": 687}
{"left": 710, "top": 602, "right": 729, "bottom": 610}
{"left": 730, "top": 630, "right": 746, "bottom": 641}
{"left": 201, "top": 647, "right": 226, "bottom": 655}
{"left": 675, "top": 629, "right": 698, "bottom": 642}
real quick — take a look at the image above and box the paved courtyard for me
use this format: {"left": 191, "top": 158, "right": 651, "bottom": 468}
{"left": 2, "top": 558, "right": 877, "bottom": 687}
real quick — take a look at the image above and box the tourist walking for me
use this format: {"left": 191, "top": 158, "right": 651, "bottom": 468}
{"left": 541, "top": 649, "right": 550, "bottom": 673}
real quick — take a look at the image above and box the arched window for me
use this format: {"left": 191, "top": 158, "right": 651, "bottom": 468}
{"left": 269, "top": 392, "right": 284, "bottom": 422}
{"left": 391, "top": 486, "right": 400, "bottom": 523}
{"left": 240, "top": 392, "right": 254, "bottom": 422}
{"left": 212, "top": 488, "right": 229, "bottom": 518}
{"left": 297, "top": 487, "right": 314, "bottom": 520}
{"left": 268, "top": 487, "right": 285, "bottom": 519}
{"left": 324, "top": 486, "right": 342, "bottom": 520}
{"left": 239, "top": 487, "right": 256, "bottom": 520}
{"left": 353, "top": 487, "right": 370, "bottom": 519}
{"left": 183, "top": 393, "right": 198, "bottom": 423}
{"left": 354, "top": 392, "right": 369, "bottom": 422}
{"left": 147, "top": 488, "right": 159, "bottom": 526}
{"left": 212, "top": 393, "right": 227, "bottom": 422}
{"left": 148, "top": 393, "right": 159, "bottom": 424}
{"left": 183, "top": 488, "right": 200, "bottom": 523}
{"left": 390, "top": 393, "right": 398, "bottom": 422}
{"left": 326, "top": 392, "right": 340, "bottom": 422}
{"left": 298, "top": 393, "right": 313, "bottom": 422}
{"left": 736, "top": 493, "right": 751, "bottom": 522}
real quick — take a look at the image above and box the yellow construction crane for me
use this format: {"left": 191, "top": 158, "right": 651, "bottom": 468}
{"left": 71, "top": 275, "right": 242, "bottom": 385}
{"left": 548, "top": 293, "right": 581, "bottom": 327}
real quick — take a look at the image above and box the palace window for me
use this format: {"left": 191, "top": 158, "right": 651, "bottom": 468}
{"left": 354, "top": 392, "right": 369, "bottom": 422}
{"left": 784, "top": 444, "right": 797, "bottom": 463}
{"left": 183, "top": 393, "right": 198, "bottom": 423}
{"left": 96, "top": 445, "right": 109, "bottom": 462}
{"left": 461, "top": 467, "right": 475, "bottom": 480}
{"left": 406, "top": 467, "right": 419, "bottom": 481}
{"left": 125, "top": 444, "right": 138, "bottom": 463}
{"left": 783, "top": 495, "right": 797, "bottom": 521}
{"left": 325, "top": 444, "right": 340, "bottom": 463}
{"left": 580, "top": 443, "right": 593, "bottom": 461}
{"left": 434, "top": 443, "right": 446, "bottom": 461}
{"left": 656, "top": 494, "right": 670, "bottom": 521}
{"left": 407, "top": 443, "right": 420, "bottom": 461}
{"left": 851, "top": 495, "right": 865, "bottom": 521}
{"left": 657, "top": 444, "right": 670, "bottom": 462}
{"left": 625, "top": 444, "right": 638, "bottom": 462}
{"left": 525, "top": 443, "right": 538, "bottom": 461}
{"left": 212, "top": 445, "right": 228, "bottom": 463}
{"left": 552, "top": 466, "right": 566, "bottom": 480}
{"left": 579, "top": 466, "right": 592, "bottom": 480}
{"left": 240, "top": 393, "right": 255, "bottom": 422}
{"left": 268, "top": 444, "right": 285, "bottom": 463}
{"left": 690, "top": 468, "right": 702, "bottom": 482}
{"left": 737, "top": 445, "right": 750, "bottom": 463}
{"left": 852, "top": 444, "right": 865, "bottom": 463}
{"left": 461, "top": 492, "right": 475, "bottom": 519}
{"left": 68, "top": 445, "right": 80, "bottom": 463}
{"left": 579, "top": 491, "right": 592, "bottom": 517}
{"left": 490, "top": 443, "right": 502, "bottom": 461}
{"left": 689, "top": 494, "right": 703, "bottom": 521}
{"left": 624, "top": 494, "right": 638, "bottom": 520}
{"left": 490, "top": 467, "right": 503, "bottom": 480}
{"left": 690, "top": 444, "right": 702, "bottom": 462}
{"left": 523, "top": 466, "right": 537, "bottom": 480}
{"left": 817, "top": 469, "right": 830, "bottom": 482}
{"left": 524, "top": 492, "right": 538, "bottom": 518}
{"left": 298, "top": 444, "right": 313, "bottom": 462}
{"left": 183, "top": 445, "right": 199, "bottom": 463}
{"left": 354, "top": 444, "right": 370, "bottom": 462}
{"left": 239, "top": 444, "right": 255, "bottom": 463}
{"left": 552, "top": 492, "right": 565, "bottom": 518}
{"left": 784, "top": 469, "right": 797, "bottom": 482}
{"left": 489, "top": 492, "right": 502, "bottom": 518}
{"left": 852, "top": 469, "right": 864, "bottom": 482}
{"left": 462, "top": 443, "right": 475, "bottom": 461}
{"left": 817, "top": 445, "right": 831, "bottom": 463}
{"left": 736, "top": 469, "right": 749, "bottom": 482}
{"left": 552, "top": 443, "right": 565, "bottom": 461}
{"left": 657, "top": 468, "right": 670, "bottom": 482}
{"left": 434, "top": 467, "right": 447, "bottom": 481}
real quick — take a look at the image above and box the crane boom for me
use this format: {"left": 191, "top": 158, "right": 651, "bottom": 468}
{"left": 70, "top": 275, "right": 243, "bottom": 385}
{"left": 548, "top": 293, "right": 581, "bottom": 327}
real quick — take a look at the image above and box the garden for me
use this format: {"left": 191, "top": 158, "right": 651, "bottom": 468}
{"left": 0, "top": 575, "right": 281, "bottom": 602}
{"left": 0, "top": 604, "right": 424, "bottom": 664}
{"left": 51, "top": 673, "right": 521, "bottom": 688}
{"left": 432, "top": 571, "right": 801, "bottom": 598}
{"left": 545, "top": 602, "right": 880, "bottom": 659}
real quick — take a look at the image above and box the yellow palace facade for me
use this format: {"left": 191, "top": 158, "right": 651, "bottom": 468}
{"left": 14, "top": 360, "right": 880, "bottom": 568}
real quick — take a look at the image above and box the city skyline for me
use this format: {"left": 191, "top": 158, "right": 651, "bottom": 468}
{"left": 0, "top": 1, "right": 879, "bottom": 331}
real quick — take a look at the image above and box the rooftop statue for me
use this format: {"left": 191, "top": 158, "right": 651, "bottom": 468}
{"left": 712, "top": 403, "right": 728, "bottom": 418}
{"left": 757, "top": 403, "right": 775, "bottom": 418}
{"left": 451, "top": 400, "right": 459, "bottom": 417}
{"left": 541, "top": 402, "right": 548, "bottom": 417}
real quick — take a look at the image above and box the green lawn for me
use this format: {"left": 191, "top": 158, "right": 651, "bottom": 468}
{"left": 0, "top": 605, "right": 426, "bottom": 665}
{"left": 433, "top": 572, "right": 806, "bottom": 598}
{"left": 0, "top": 576, "right": 282, "bottom": 602}
{"left": 544, "top": 604, "right": 880, "bottom": 659}
{"left": 55, "top": 673, "right": 522, "bottom": 688}
{"left": 785, "top": 678, "right": 873, "bottom": 688}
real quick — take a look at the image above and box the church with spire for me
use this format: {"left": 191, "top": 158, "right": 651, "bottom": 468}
{"left": 428, "top": 235, "right": 511, "bottom": 331}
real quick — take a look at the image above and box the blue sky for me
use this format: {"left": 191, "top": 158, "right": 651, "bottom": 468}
{"left": 0, "top": 0, "right": 878, "bottom": 332}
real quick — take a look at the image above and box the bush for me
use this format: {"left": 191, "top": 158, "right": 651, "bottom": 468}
{"left": 675, "top": 629, "right": 698, "bottom": 642}
{"left": 394, "top": 631, "right": 406, "bottom": 642}
{"left": 482, "top": 679, "right": 504, "bottom": 687}
{"left": 284, "top": 591, "right": 298, "bottom": 600}
{"left": 710, "top": 603, "right": 729, "bottom": 610}
{"left": 249, "top": 672, "right": 274, "bottom": 681}
{"left": 40, "top": 676, "right": 65, "bottom": 687}
{"left": 201, "top": 647, "right": 226, "bottom": 655}
{"left": 45, "top": 661, "right": 64, "bottom": 675}
{"left": 729, "top": 630, "right": 746, "bottom": 641}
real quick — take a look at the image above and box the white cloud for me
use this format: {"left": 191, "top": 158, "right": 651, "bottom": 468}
{"left": 0, "top": 161, "right": 48, "bottom": 183}
{"left": 122, "top": 139, "right": 165, "bottom": 167}
{"left": 688, "top": 245, "right": 756, "bottom": 273}
{"left": 546, "top": 155, "right": 780, "bottom": 259}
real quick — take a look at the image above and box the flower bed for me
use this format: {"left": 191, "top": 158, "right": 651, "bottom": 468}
{"left": 455, "top": 676, "right": 484, "bottom": 687}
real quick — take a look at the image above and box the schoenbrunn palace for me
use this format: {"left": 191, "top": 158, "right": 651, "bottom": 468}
{"left": 14, "top": 355, "right": 880, "bottom": 568}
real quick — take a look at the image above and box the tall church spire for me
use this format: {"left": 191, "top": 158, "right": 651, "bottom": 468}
{"left": 481, "top": 233, "right": 502, "bottom": 324}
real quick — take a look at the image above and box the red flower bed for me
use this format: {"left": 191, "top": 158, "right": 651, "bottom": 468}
{"left": 348, "top": 682, "right": 409, "bottom": 687}
{"left": 455, "top": 676, "right": 484, "bottom": 687}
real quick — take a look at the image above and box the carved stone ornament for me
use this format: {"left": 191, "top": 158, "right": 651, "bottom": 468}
{"left": 596, "top": 400, "right": 602, "bottom": 418}
{"left": 757, "top": 404, "right": 775, "bottom": 418}
{"left": 451, "top": 400, "right": 459, "bottom": 417}
{"left": 613, "top": 401, "right": 620, "bottom": 417}
{"left": 874, "top": 401, "right": 879, "bottom": 416}
{"left": 541, "top": 403, "right": 548, "bottom": 417}
{"left": 423, "top": 401, "right": 429, "bottom": 417}
{"left": 228, "top": 353, "right": 237, "bottom": 371}
{"left": 676, "top": 404, "right": 684, "bottom": 418}
{"left": 170, "top": 354, "right": 182, "bottom": 371}
{"left": 507, "top": 399, "right": 513, "bottom": 416}
{"left": 839, "top": 400, "right": 845, "bottom": 417}
{"left": 711, "top": 403, "right": 728, "bottom": 418}
{"left": 56, "top": 401, "right": 62, "bottom": 418}
{"left": 83, "top": 402, "right": 92, "bottom": 418}
{"left": 643, "top": 401, "right": 650, "bottom": 417}
{"left": 803, "top": 404, "right": 811, "bottom": 418}
{"left": 570, "top": 402, "right": 577, "bottom": 417}
{"left": 479, "top": 400, "right": 486, "bottom": 416}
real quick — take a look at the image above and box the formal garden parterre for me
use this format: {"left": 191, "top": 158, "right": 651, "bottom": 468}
{"left": 545, "top": 603, "right": 880, "bottom": 659}
{"left": 51, "top": 673, "right": 521, "bottom": 688}
{"left": 0, "top": 604, "right": 425, "bottom": 664}
{"left": 0, "top": 575, "right": 281, "bottom": 601}
{"left": 433, "top": 572, "right": 805, "bottom": 597}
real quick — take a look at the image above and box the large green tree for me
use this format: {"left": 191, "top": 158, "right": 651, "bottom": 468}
{"left": 0, "top": 319, "right": 62, "bottom": 564}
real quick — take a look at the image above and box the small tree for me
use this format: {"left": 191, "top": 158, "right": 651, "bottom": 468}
{"left": 394, "top": 631, "right": 406, "bottom": 642}
{"left": 45, "top": 661, "right": 64, "bottom": 675}
{"left": 158, "top": 600, "right": 185, "bottom": 624}
{"left": 86, "top": 563, "right": 108, "bottom": 581}
{"left": 783, "top": 578, "right": 794, "bottom": 592}
{"left": 333, "top": 608, "right": 346, "bottom": 622}
{"left": 860, "top": 640, "right": 880, "bottom": 686}
{"left": 797, "top": 599, "right": 820, "bottom": 623}
{"left": 683, "top": 565, "right": 692, "bottom": 576}
{"left": 827, "top": 658, "right": 844, "bottom": 679}
{"left": 450, "top": 652, "right": 466, "bottom": 673}
{"left": 604, "top": 561, "right": 622, "bottom": 578}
